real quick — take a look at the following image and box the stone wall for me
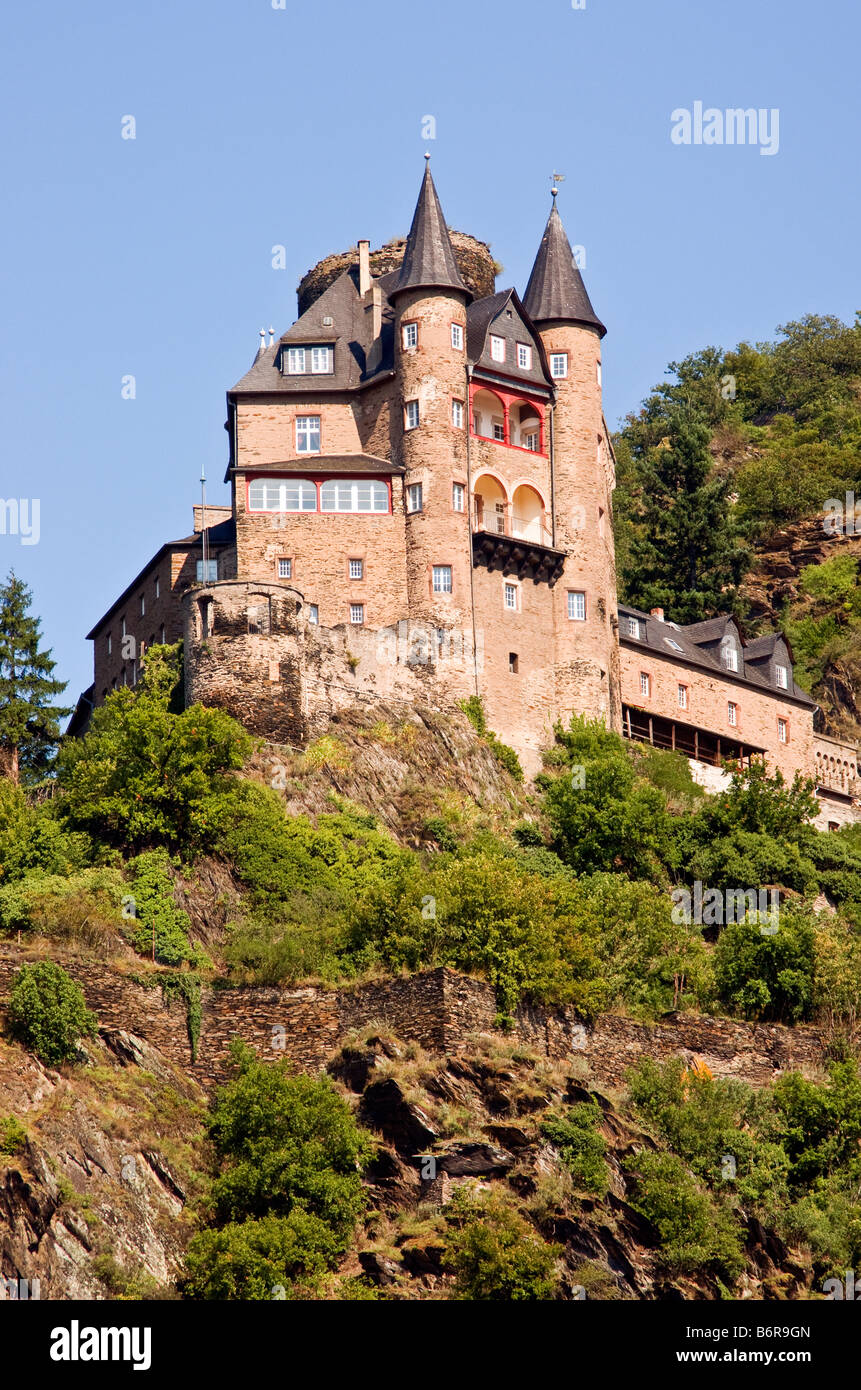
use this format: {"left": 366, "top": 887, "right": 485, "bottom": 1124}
{"left": 0, "top": 953, "right": 827, "bottom": 1092}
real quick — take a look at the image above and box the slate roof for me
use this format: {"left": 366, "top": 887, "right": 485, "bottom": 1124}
{"left": 618, "top": 603, "right": 815, "bottom": 707}
{"left": 233, "top": 454, "right": 403, "bottom": 476}
{"left": 391, "top": 160, "right": 468, "bottom": 301}
{"left": 523, "top": 201, "right": 606, "bottom": 336}
{"left": 466, "top": 288, "right": 553, "bottom": 392}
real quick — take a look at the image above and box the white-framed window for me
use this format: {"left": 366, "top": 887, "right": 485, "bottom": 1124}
{"left": 278, "top": 558, "right": 292, "bottom": 579}
{"left": 664, "top": 637, "right": 683, "bottom": 652}
{"left": 492, "top": 420, "right": 505, "bottom": 442}
{"left": 723, "top": 644, "right": 739, "bottom": 672}
{"left": 775, "top": 664, "right": 788, "bottom": 689}
{"left": 678, "top": 684, "right": 688, "bottom": 709}
{"left": 196, "top": 559, "right": 218, "bottom": 582}
{"left": 249, "top": 478, "right": 317, "bottom": 512}
{"left": 320, "top": 480, "right": 389, "bottom": 513}
{"left": 517, "top": 343, "right": 532, "bottom": 370}
{"left": 567, "top": 590, "right": 586, "bottom": 621}
{"left": 402, "top": 322, "right": 418, "bottom": 350}
{"left": 524, "top": 431, "right": 539, "bottom": 452}
{"left": 452, "top": 482, "right": 465, "bottom": 512}
{"left": 406, "top": 482, "right": 423, "bottom": 513}
{"left": 451, "top": 323, "right": 463, "bottom": 350}
{"left": 550, "top": 353, "right": 568, "bottom": 379}
{"left": 350, "top": 604, "right": 364, "bottom": 625}
{"left": 490, "top": 335, "right": 505, "bottom": 362}
{"left": 311, "top": 346, "right": 333, "bottom": 374}
{"left": 296, "top": 415, "right": 321, "bottom": 453}
{"left": 432, "top": 564, "right": 452, "bottom": 594}
{"left": 640, "top": 672, "right": 651, "bottom": 697}
{"left": 504, "top": 582, "right": 518, "bottom": 611}
{"left": 308, "top": 604, "right": 319, "bottom": 624}
{"left": 405, "top": 400, "right": 420, "bottom": 430}
{"left": 287, "top": 347, "right": 306, "bottom": 374}
{"left": 627, "top": 616, "right": 640, "bottom": 639}
{"left": 349, "top": 558, "right": 363, "bottom": 580}
{"left": 778, "top": 718, "right": 788, "bottom": 743}
{"left": 452, "top": 399, "right": 464, "bottom": 428}
{"left": 728, "top": 701, "right": 738, "bottom": 727}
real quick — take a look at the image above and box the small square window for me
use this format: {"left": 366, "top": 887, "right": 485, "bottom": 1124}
{"left": 550, "top": 353, "right": 568, "bottom": 379}
{"left": 452, "top": 482, "right": 465, "bottom": 512}
{"left": 778, "top": 718, "right": 788, "bottom": 743}
{"left": 492, "top": 421, "right": 505, "bottom": 442}
{"left": 567, "top": 591, "right": 586, "bottom": 621}
{"left": 452, "top": 399, "right": 464, "bottom": 428}
{"left": 678, "top": 684, "right": 688, "bottom": 709}
{"left": 402, "top": 322, "right": 418, "bottom": 350}
{"left": 406, "top": 482, "right": 423, "bottom": 513}
{"left": 287, "top": 347, "right": 306, "bottom": 374}
{"left": 728, "top": 701, "right": 738, "bottom": 727}
{"left": 405, "top": 400, "right": 420, "bottom": 430}
{"left": 432, "top": 565, "right": 452, "bottom": 594}
{"left": 349, "top": 558, "right": 364, "bottom": 580}
{"left": 278, "top": 558, "right": 292, "bottom": 579}
{"left": 517, "top": 343, "right": 532, "bottom": 370}
{"left": 490, "top": 335, "right": 505, "bottom": 362}
{"left": 308, "top": 604, "right": 319, "bottom": 624}
{"left": 640, "top": 672, "right": 651, "bottom": 697}
{"left": 350, "top": 604, "right": 364, "bottom": 625}
{"left": 296, "top": 415, "right": 321, "bottom": 453}
{"left": 775, "top": 664, "right": 788, "bottom": 689}
{"left": 311, "top": 346, "right": 332, "bottom": 374}
{"left": 504, "top": 583, "right": 518, "bottom": 611}
{"left": 451, "top": 323, "right": 463, "bottom": 350}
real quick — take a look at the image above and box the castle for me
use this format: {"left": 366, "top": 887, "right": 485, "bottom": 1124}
{"left": 72, "top": 160, "right": 859, "bottom": 829}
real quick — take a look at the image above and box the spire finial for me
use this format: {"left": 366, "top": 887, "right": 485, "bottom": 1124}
{"left": 268, "top": 325, "right": 275, "bottom": 347}
{"left": 424, "top": 150, "right": 431, "bottom": 161}
{"left": 551, "top": 171, "right": 565, "bottom": 201}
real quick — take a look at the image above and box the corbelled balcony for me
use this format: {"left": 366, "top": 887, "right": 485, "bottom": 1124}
{"left": 472, "top": 503, "right": 565, "bottom": 585}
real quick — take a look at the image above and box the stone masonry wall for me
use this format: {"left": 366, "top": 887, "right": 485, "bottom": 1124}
{"left": 0, "top": 954, "right": 827, "bottom": 1092}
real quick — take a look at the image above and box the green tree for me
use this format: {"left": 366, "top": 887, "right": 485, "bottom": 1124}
{"left": 56, "top": 645, "right": 252, "bottom": 854}
{"left": 623, "top": 410, "right": 748, "bottom": 623}
{"left": 0, "top": 572, "right": 70, "bottom": 784}
{"left": 7, "top": 960, "right": 98, "bottom": 1065}
{"left": 442, "top": 1190, "right": 560, "bottom": 1301}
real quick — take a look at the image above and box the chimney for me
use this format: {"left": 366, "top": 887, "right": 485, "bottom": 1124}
{"left": 358, "top": 240, "right": 371, "bottom": 297}
{"left": 650, "top": 607, "right": 665, "bottom": 622}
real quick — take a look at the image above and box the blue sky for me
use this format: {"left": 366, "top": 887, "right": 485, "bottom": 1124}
{"left": 1, "top": 0, "right": 858, "bottom": 705}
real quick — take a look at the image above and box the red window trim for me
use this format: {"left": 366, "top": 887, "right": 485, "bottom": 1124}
{"left": 245, "top": 475, "right": 393, "bottom": 516}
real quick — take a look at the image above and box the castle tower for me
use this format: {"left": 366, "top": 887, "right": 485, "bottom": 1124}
{"left": 389, "top": 159, "right": 474, "bottom": 636}
{"left": 523, "top": 194, "right": 622, "bottom": 732}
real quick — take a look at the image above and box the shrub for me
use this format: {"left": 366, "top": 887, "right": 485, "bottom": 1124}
{"left": 541, "top": 1101, "right": 609, "bottom": 1195}
{"left": 442, "top": 1190, "right": 561, "bottom": 1300}
{"left": 0, "top": 867, "right": 124, "bottom": 950}
{"left": 182, "top": 1212, "right": 339, "bottom": 1300}
{"left": 459, "top": 695, "right": 524, "bottom": 782}
{"left": 712, "top": 905, "right": 817, "bottom": 1022}
{"left": 626, "top": 1151, "right": 745, "bottom": 1281}
{"left": 0, "top": 1115, "right": 27, "bottom": 1156}
{"left": 126, "top": 850, "right": 202, "bottom": 967}
{"left": 7, "top": 961, "right": 98, "bottom": 1066}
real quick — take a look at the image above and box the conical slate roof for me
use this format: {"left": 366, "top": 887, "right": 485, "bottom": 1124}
{"left": 523, "top": 200, "right": 606, "bottom": 336}
{"left": 392, "top": 160, "right": 469, "bottom": 300}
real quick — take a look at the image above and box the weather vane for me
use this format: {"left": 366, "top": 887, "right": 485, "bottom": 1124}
{"left": 550, "top": 171, "right": 565, "bottom": 199}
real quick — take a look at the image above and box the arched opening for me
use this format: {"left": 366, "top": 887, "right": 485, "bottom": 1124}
{"left": 509, "top": 401, "right": 543, "bottom": 452}
{"left": 472, "top": 474, "right": 508, "bottom": 536}
{"left": 511, "top": 484, "right": 548, "bottom": 544}
{"left": 471, "top": 389, "right": 506, "bottom": 443}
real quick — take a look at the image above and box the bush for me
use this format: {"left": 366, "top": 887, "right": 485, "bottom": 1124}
{"left": 0, "top": 1115, "right": 27, "bottom": 1156}
{"left": 541, "top": 1102, "right": 609, "bottom": 1195}
{"left": 442, "top": 1190, "right": 560, "bottom": 1300}
{"left": 182, "top": 1211, "right": 340, "bottom": 1300}
{"left": 626, "top": 1151, "right": 745, "bottom": 1280}
{"left": 459, "top": 695, "right": 523, "bottom": 781}
{"left": 712, "top": 905, "right": 817, "bottom": 1022}
{"left": 0, "top": 867, "right": 124, "bottom": 950}
{"left": 7, "top": 961, "right": 98, "bottom": 1066}
{"left": 126, "top": 850, "right": 203, "bottom": 967}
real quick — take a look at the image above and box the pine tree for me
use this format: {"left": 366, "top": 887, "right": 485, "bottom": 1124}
{"left": 622, "top": 409, "right": 749, "bottom": 624}
{"left": 0, "top": 572, "right": 71, "bottom": 784}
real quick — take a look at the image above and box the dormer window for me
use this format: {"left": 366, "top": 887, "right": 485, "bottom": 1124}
{"left": 285, "top": 346, "right": 332, "bottom": 375}
{"left": 627, "top": 616, "right": 640, "bottom": 639}
{"left": 775, "top": 663, "right": 788, "bottom": 689}
{"left": 723, "top": 644, "right": 739, "bottom": 672}
{"left": 517, "top": 343, "right": 532, "bottom": 370}
{"left": 490, "top": 335, "right": 505, "bottom": 363}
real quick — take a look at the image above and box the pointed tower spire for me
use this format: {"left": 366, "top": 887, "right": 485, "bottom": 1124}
{"left": 391, "top": 157, "right": 469, "bottom": 301}
{"left": 523, "top": 197, "right": 605, "bottom": 336}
